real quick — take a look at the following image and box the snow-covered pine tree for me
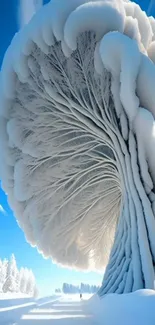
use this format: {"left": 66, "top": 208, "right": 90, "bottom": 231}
{"left": 19, "top": 267, "right": 27, "bottom": 293}
{"left": 2, "top": 274, "right": 16, "bottom": 293}
{"left": 30, "top": 270, "right": 36, "bottom": 295}
{"left": 1, "top": 259, "right": 8, "bottom": 287}
{"left": 2, "top": 255, "right": 18, "bottom": 293}
{"left": 10, "top": 254, "right": 18, "bottom": 279}
{"left": 5, "top": 255, "right": 16, "bottom": 279}
{"left": 25, "top": 269, "right": 35, "bottom": 295}
{"left": 15, "top": 268, "right": 20, "bottom": 292}
{"left": 0, "top": 259, "right": 3, "bottom": 292}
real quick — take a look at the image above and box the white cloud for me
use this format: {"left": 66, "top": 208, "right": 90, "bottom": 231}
{"left": 0, "top": 205, "right": 6, "bottom": 215}
{"left": 18, "top": 0, "right": 43, "bottom": 29}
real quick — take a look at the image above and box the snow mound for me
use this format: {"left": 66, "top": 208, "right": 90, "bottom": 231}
{"left": 85, "top": 290, "right": 155, "bottom": 325}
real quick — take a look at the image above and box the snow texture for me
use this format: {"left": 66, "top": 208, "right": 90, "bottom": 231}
{"left": 0, "top": 295, "right": 60, "bottom": 324}
{"left": 1, "top": 0, "right": 155, "bottom": 294}
{"left": 85, "top": 289, "right": 155, "bottom": 325}
{"left": 0, "top": 296, "right": 36, "bottom": 324}
{"left": 2, "top": 293, "right": 155, "bottom": 325}
{"left": 18, "top": 0, "right": 43, "bottom": 29}
{"left": 0, "top": 294, "right": 92, "bottom": 325}
{"left": 18, "top": 295, "right": 94, "bottom": 325}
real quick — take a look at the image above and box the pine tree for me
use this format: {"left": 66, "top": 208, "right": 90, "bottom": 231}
{"left": 25, "top": 269, "right": 35, "bottom": 295}
{"left": 2, "top": 274, "right": 16, "bottom": 293}
{"left": 2, "top": 259, "right": 8, "bottom": 286}
{"left": 15, "top": 269, "right": 20, "bottom": 292}
{"left": 10, "top": 254, "right": 18, "bottom": 279}
{"left": 0, "top": 259, "right": 3, "bottom": 292}
{"left": 2, "top": 255, "right": 17, "bottom": 293}
{"left": 19, "top": 267, "right": 27, "bottom": 293}
{"left": 3, "top": 254, "right": 19, "bottom": 293}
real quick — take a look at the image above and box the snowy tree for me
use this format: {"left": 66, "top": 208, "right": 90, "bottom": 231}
{"left": 0, "top": 255, "right": 37, "bottom": 295}
{"left": 1, "top": 0, "right": 155, "bottom": 298}
{"left": 1, "top": 259, "right": 8, "bottom": 287}
{"left": 19, "top": 267, "right": 27, "bottom": 293}
{"left": 4, "top": 254, "right": 19, "bottom": 292}
{"left": 2, "top": 255, "right": 18, "bottom": 293}
{"left": 19, "top": 0, "right": 43, "bottom": 29}
{"left": 63, "top": 283, "right": 69, "bottom": 294}
{"left": 81, "top": 283, "right": 85, "bottom": 294}
{"left": 25, "top": 269, "right": 35, "bottom": 295}
{"left": 0, "top": 259, "right": 3, "bottom": 292}
{"left": 62, "top": 283, "right": 66, "bottom": 294}
{"left": 10, "top": 254, "right": 18, "bottom": 279}
{"left": 2, "top": 274, "right": 16, "bottom": 293}
{"left": 15, "top": 268, "right": 20, "bottom": 292}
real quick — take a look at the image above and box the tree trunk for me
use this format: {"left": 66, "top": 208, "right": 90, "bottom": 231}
{"left": 99, "top": 131, "right": 155, "bottom": 295}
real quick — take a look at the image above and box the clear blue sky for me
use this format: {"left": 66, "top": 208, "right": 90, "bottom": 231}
{"left": 0, "top": 0, "right": 151, "bottom": 296}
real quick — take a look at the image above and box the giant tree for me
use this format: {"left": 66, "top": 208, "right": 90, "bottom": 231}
{"left": 1, "top": 0, "right": 155, "bottom": 295}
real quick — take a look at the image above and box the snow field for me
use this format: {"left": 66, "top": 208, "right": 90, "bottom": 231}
{"left": 0, "top": 295, "right": 61, "bottom": 324}
{"left": 17, "top": 295, "right": 95, "bottom": 325}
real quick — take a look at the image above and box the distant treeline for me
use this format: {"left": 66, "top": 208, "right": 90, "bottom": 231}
{"left": 60, "top": 283, "right": 100, "bottom": 294}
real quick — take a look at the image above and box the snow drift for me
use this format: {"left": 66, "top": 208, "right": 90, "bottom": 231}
{"left": 85, "top": 289, "right": 155, "bottom": 325}
{"left": 1, "top": 0, "right": 155, "bottom": 294}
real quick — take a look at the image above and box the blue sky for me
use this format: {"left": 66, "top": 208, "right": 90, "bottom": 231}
{"left": 0, "top": 0, "right": 152, "bottom": 296}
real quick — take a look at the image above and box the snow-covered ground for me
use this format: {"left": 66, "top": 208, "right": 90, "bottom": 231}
{"left": 0, "top": 294, "right": 94, "bottom": 325}
{"left": 0, "top": 294, "right": 61, "bottom": 324}
{"left": 0, "top": 293, "right": 33, "bottom": 309}
{"left": 0, "top": 293, "right": 30, "bottom": 299}
{"left": 85, "top": 290, "right": 155, "bottom": 325}
{"left": 2, "top": 290, "right": 155, "bottom": 325}
{"left": 14, "top": 295, "right": 95, "bottom": 325}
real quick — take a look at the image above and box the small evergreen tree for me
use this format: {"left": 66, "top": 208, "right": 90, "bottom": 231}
{"left": 19, "top": 267, "right": 27, "bottom": 293}
{"left": 1, "top": 259, "right": 8, "bottom": 287}
{"left": 0, "top": 259, "right": 3, "bottom": 292}
{"left": 15, "top": 269, "right": 20, "bottom": 292}
{"left": 25, "top": 270, "right": 35, "bottom": 295}
{"left": 2, "top": 274, "right": 16, "bottom": 293}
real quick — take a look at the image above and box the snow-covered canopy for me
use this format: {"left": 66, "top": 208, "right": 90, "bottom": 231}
{"left": 1, "top": 0, "right": 155, "bottom": 271}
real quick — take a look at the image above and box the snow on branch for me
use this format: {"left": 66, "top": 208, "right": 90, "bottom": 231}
{"left": 1, "top": 0, "right": 155, "bottom": 293}
{"left": 18, "top": 0, "right": 43, "bottom": 29}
